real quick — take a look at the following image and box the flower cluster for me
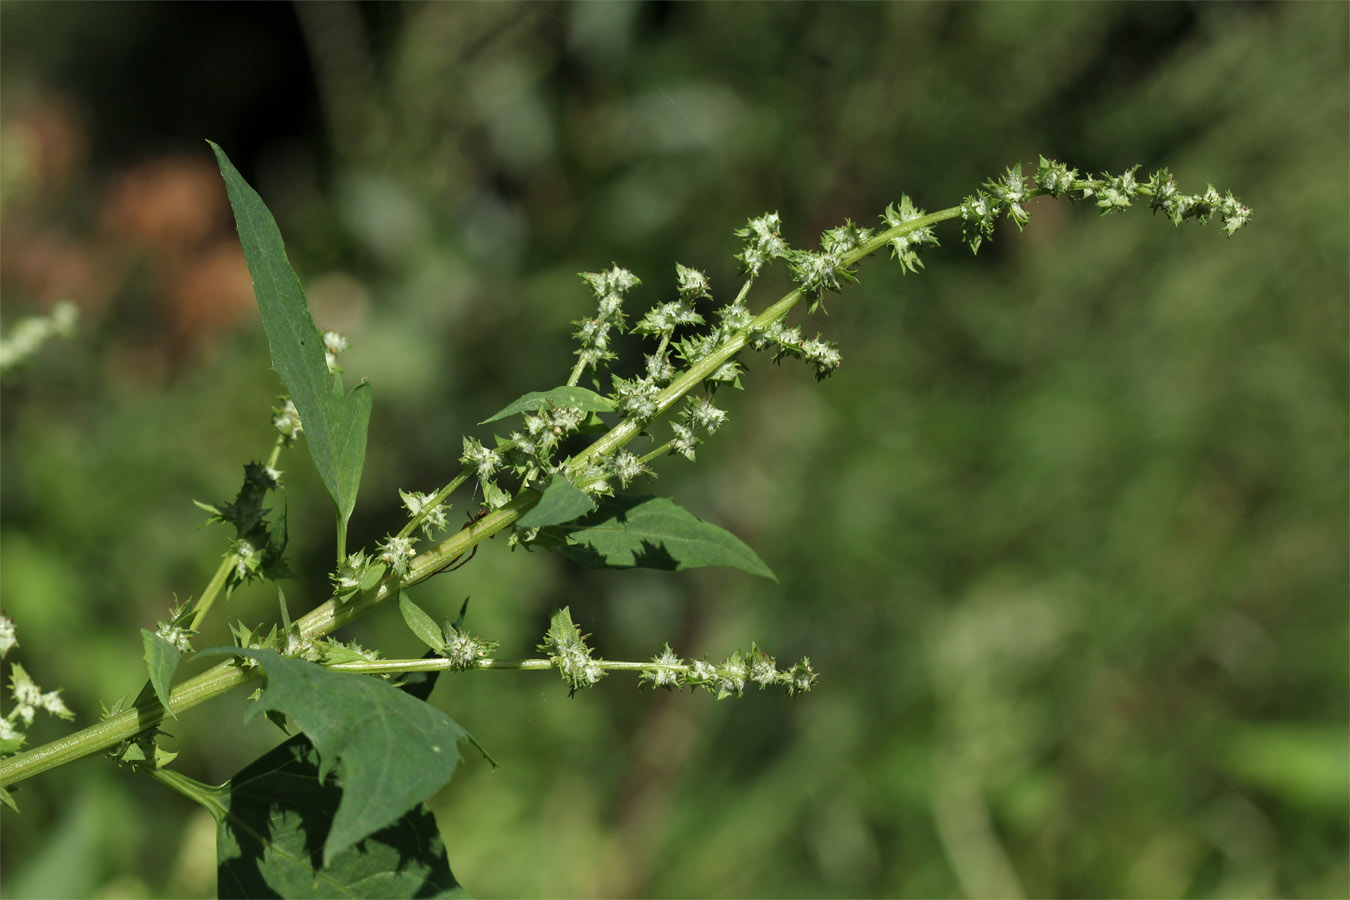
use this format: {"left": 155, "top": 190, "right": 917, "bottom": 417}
{"left": 734, "top": 212, "right": 790, "bottom": 278}
{"left": 325, "top": 545, "right": 369, "bottom": 601}
{"left": 748, "top": 319, "right": 842, "bottom": 380}
{"left": 1142, "top": 169, "right": 1252, "bottom": 235}
{"left": 607, "top": 449, "right": 650, "bottom": 488}
{"left": 820, "top": 219, "right": 875, "bottom": 255}
{"left": 400, "top": 489, "right": 450, "bottom": 537}
{"left": 271, "top": 398, "right": 302, "bottom": 444}
{"left": 540, "top": 608, "right": 605, "bottom": 695}
{"left": 0, "top": 615, "right": 14, "bottom": 657}
{"left": 322, "top": 330, "right": 349, "bottom": 375}
{"left": 377, "top": 535, "right": 417, "bottom": 578}
{"left": 634, "top": 267, "right": 708, "bottom": 339}
{"left": 639, "top": 642, "right": 818, "bottom": 698}
{"left": 665, "top": 394, "right": 729, "bottom": 462}
{"left": 881, "top": 195, "right": 941, "bottom": 275}
{"left": 154, "top": 618, "right": 195, "bottom": 654}
{"left": 2, "top": 618, "right": 74, "bottom": 756}
{"left": 572, "top": 265, "right": 641, "bottom": 382}
{"left": 461, "top": 436, "right": 502, "bottom": 483}
{"left": 962, "top": 157, "right": 1252, "bottom": 255}
{"left": 788, "top": 248, "right": 857, "bottom": 307}
{"left": 440, "top": 625, "right": 498, "bottom": 671}
{"left": 197, "top": 462, "right": 288, "bottom": 592}
{"left": 612, "top": 373, "right": 663, "bottom": 421}
{"left": 494, "top": 403, "right": 593, "bottom": 490}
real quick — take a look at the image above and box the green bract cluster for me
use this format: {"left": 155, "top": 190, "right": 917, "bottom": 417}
{"left": 539, "top": 609, "right": 816, "bottom": 699}
{"left": 640, "top": 642, "right": 819, "bottom": 699}
{"left": 193, "top": 462, "right": 289, "bottom": 593}
{"left": 0, "top": 617, "right": 74, "bottom": 762}
{"left": 961, "top": 157, "right": 1253, "bottom": 253}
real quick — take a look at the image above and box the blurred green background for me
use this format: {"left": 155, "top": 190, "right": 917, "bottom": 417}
{"left": 1, "top": 2, "right": 1346, "bottom": 897}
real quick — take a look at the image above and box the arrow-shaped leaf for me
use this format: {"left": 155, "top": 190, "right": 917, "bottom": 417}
{"left": 536, "top": 495, "right": 776, "bottom": 580}
{"left": 199, "top": 647, "right": 486, "bottom": 866}
{"left": 480, "top": 386, "right": 615, "bottom": 424}
{"left": 210, "top": 142, "right": 371, "bottom": 525}
{"left": 217, "top": 735, "right": 466, "bottom": 899}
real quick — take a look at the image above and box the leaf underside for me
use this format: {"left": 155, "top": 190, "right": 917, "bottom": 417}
{"left": 217, "top": 735, "right": 466, "bottom": 899}
{"left": 516, "top": 476, "right": 597, "bottom": 529}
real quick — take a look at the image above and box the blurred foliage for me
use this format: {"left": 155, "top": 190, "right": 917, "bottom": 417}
{"left": 1, "top": 2, "right": 1346, "bottom": 898}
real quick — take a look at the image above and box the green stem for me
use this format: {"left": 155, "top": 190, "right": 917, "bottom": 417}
{"left": 566, "top": 357, "right": 587, "bottom": 388}
{"left": 189, "top": 558, "right": 235, "bottom": 632}
{"left": 0, "top": 660, "right": 259, "bottom": 788}
{"left": 328, "top": 657, "right": 688, "bottom": 675}
{"left": 638, "top": 440, "right": 676, "bottom": 468}
{"left": 731, "top": 279, "right": 752, "bottom": 306}
{"left": 265, "top": 434, "right": 285, "bottom": 470}
{"left": 150, "top": 766, "right": 229, "bottom": 820}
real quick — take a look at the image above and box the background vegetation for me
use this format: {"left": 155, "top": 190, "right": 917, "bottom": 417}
{"left": 1, "top": 3, "right": 1345, "bottom": 897}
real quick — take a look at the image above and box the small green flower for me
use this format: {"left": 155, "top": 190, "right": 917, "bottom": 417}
{"left": 735, "top": 212, "right": 790, "bottom": 278}
{"left": 401, "top": 490, "right": 450, "bottom": 536}
{"left": 1035, "top": 156, "right": 1079, "bottom": 196}
{"left": 271, "top": 398, "right": 303, "bottom": 443}
{"left": 460, "top": 436, "right": 502, "bottom": 482}
{"left": 671, "top": 423, "right": 699, "bottom": 461}
{"left": 800, "top": 335, "right": 842, "bottom": 380}
{"left": 231, "top": 539, "right": 261, "bottom": 581}
{"left": 0, "top": 615, "right": 15, "bottom": 658}
{"left": 322, "top": 331, "right": 349, "bottom": 375}
{"left": 783, "top": 657, "right": 818, "bottom": 696}
{"left": 540, "top": 608, "right": 606, "bottom": 695}
{"left": 377, "top": 535, "right": 417, "bottom": 577}
{"left": 612, "top": 374, "right": 662, "bottom": 421}
{"left": 820, "top": 219, "right": 875, "bottom": 255}
{"left": 960, "top": 190, "right": 999, "bottom": 254}
{"left": 608, "top": 449, "right": 650, "bottom": 487}
{"left": 640, "top": 644, "right": 684, "bottom": 689}
{"left": 881, "top": 195, "right": 940, "bottom": 275}
{"left": 443, "top": 627, "right": 497, "bottom": 671}
{"left": 154, "top": 621, "right": 194, "bottom": 654}
{"left": 748, "top": 644, "right": 778, "bottom": 688}
{"left": 674, "top": 262, "right": 712, "bottom": 300}
{"left": 714, "top": 650, "right": 749, "bottom": 699}
{"left": 789, "top": 249, "right": 856, "bottom": 300}
{"left": 684, "top": 396, "right": 727, "bottom": 434}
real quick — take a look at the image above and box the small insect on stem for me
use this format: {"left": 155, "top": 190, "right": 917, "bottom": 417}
{"left": 428, "top": 507, "right": 490, "bottom": 577}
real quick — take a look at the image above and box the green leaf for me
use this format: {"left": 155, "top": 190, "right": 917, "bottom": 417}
{"left": 141, "top": 628, "right": 184, "bottom": 713}
{"left": 358, "top": 561, "right": 388, "bottom": 592}
{"left": 536, "top": 495, "right": 776, "bottom": 580}
{"left": 517, "top": 476, "right": 597, "bottom": 529}
{"left": 480, "top": 386, "right": 615, "bottom": 424}
{"left": 399, "top": 594, "right": 446, "bottom": 653}
{"left": 217, "top": 735, "right": 466, "bottom": 899}
{"left": 210, "top": 143, "right": 372, "bottom": 526}
{"left": 198, "top": 647, "right": 485, "bottom": 865}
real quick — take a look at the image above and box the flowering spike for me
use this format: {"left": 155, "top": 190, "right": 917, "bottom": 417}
{"left": 735, "top": 212, "right": 790, "bottom": 278}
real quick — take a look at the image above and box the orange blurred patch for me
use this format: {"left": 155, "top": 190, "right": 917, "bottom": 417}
{"left": 96, "top": 154, "right": 256, "bottom": 366}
